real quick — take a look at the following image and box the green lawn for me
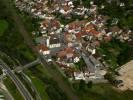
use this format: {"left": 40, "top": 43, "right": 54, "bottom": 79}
{"left": 77, "top": 83, "right": 133, "bottom": 100}
{"left": 27, "top": 65, "right": 68, "bottom": 100}
{"left": 25, "top": 65, "right": 51, "bottom": 100}
{"left": 35, "top": 65, "right": 51, "bottom": 77}
{"left": 3, "top": 77, "right": 24, "bottom": 100}
{"left": 27, "top": 71, "right": 50, "bottom": 100}
{"left": 0, "top": 20, "right": 8, "bottom": 36}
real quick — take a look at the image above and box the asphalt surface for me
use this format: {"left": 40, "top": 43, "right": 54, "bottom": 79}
{"left": 0, "top": 59, "right": 33, "bottom": 100}
{"left": 2, "top": 0, "right": 79, "bottom": 100}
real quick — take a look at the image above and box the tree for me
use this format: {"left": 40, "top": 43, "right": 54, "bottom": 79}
{"left": 73, "top": 0, "right": 80, "bottom": 7}
{"left": 82, "top": 0, "right": 91, "bottom": 8}
{"left": 117, "top": 46, "right": 133, "bottom": 65}
{"left": 120, "top": 15, "right": 133, "bottom": 29}
{"left": 87, "top": 81, "right": 92, "bottom": 88}
{"left": 79, "top": 80, "right": 86, "bottom": 90}
{"left": 104, "top": 73, "right": 115, "bottom": 84}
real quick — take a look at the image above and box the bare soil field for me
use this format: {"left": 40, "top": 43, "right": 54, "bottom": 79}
{"left": 117, "top": 60, "right": 133, "bottom": 90}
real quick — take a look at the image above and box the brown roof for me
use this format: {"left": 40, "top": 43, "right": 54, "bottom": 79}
{"left": 75, "top": 32, "right": 82, "bottom": 40}
{"left": 83, "top": 24, "right": 95, "bottom": 32}
{"left": 38, "top": 44, "right": 49, "bottom": 51}
{"left": 110, "top": 26, "right": 121, "bottom": 33}
{"left": 58, "top": 47, "right": 75, "bottom": 58}
{"left": 42, "top": 20, "right": 49, "bottom": 27}
{"left": 41, "top": 19, "right": 60, "bottom": 28}
{"left": 58, "top": 51, "right": 66, "bottom": 58}
{"left": 65, "top": 33, "right": 73, "bottom": 42}
{"left": 89, "top": 29, "right": 99, "bottom": 35}
{"left": 104, "top": 36, "right": 112, "bottom": 42}
{"left": 65, "top": 47, "right": 74, "bottom": 54}
{"left": 51, "top": 19, "right": 60, "bottom": 28}
{"left": 68, "top": 20, "right": 87, "bottom": 30}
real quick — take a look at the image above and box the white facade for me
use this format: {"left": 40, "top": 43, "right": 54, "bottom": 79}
{"left": 39, "top": 50, "right": 50, "bottom": 55}
{"left": 49, "top": 43, "right": 61, "bottom": 48}
{"left": 42, "top": 51, "right": 50, "bottom": 55}
{"left": 74, "top": 72, "right": 85, "bottom": 80}
{"left": 74, "top": 57, "right": 80, "bottom": 63}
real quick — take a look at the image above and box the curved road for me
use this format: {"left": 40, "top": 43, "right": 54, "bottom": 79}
{"left": 0, "top": 59, "right": 33, "bottom": 100}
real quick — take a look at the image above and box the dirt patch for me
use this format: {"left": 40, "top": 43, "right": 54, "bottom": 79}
{"left": 117, "top": 60, "right": 133, "bottom": 91}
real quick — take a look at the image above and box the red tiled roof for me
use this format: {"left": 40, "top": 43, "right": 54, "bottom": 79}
{"left": 65, "top": 47, "right": 74, "bottom": 54}
{"left": 68, "top": 21, "right": 87, "bottom": 30}
{"left": 58, "top": 51, "right": 66, "bottom": 58}
{"left": 83, "top": 24, "right": 94, "bottom": 32}
{"left": 58, "top": 47, "right": 74, "bottom": 58}
{"left": 75, "top": 32, "right": 82, "bottom": 39}
{"left": 41, "top": 19, "right": 60, "bottom": 28}
{"left": 38, "top": 44, "right": 49, "bottom": 51}
{"left": 51, "top": 19, "right": 60, "bottom": 28}
{"left": 42, "top": 20, "right": 49, "bottom": 27}
{"left": 65, "top": 33, "right": 73, "bottom": 42}
{"left": 63, "top": 5, "right": 70, "bottom": 11}
{"left": 89, "top": 29, "right": 99, "bottom": 35}
{"left": 104, "top": 35, "right": 112, "bottom": 42}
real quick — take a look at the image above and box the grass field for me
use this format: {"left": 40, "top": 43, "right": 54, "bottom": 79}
{"left": 26, "top": 65, "right": 68, "bottom": 100}
{"left": 27, "top": 70, "right": 50, "bottom": 100}
{"left": 78, "top": 83, "right": 133, "bottom": 100}
{"left": 25, "top": 65, "right": 50, "bottom": 100}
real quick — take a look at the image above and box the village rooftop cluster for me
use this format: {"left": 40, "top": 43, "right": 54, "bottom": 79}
{"left": 15, "top": 0, "right": 133, "bottom": 81}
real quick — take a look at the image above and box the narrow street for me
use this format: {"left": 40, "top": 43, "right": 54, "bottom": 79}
{"left": 1, "top": 0, "right": 79, "bottom": 100}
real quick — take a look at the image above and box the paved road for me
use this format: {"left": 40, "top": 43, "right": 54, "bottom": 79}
{"left": 0, "top": 59, "right": 33, "bottom": 100}
{"left": 2, "top": 0, "right": 79, "bottom": 100}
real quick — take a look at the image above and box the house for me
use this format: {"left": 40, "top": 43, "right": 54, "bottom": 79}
{"left": 89, "top": 5, "right": 97, "bottom": 14}
{"left": 65, "top": 32, "right": 76, "bottom": 42}
{"left": 58, "top": 48, "right": 74, "bottom": 59}
{"left": 74, "top": 6, "right": 88, "bottom": 16}
{"left": 74, "top": 71, "right": 85, "bottom": 80}
{"left": 37, "top": 44, "right": 50, "bottom": 55}
{"left": 86, "top": 44, "right": 96, "bottom": 54}
{"left": 40, "top": 19, "right": 61, "bottom": 34}
{"left": 46, "top": 35, "right": 61, "bottom": 48}
{"left": 84, "top": 23, "right": 95, "bottom": 33}
{"left": 89, "top": 29, "right": 100, "bottom": 36}
{"left": 109, "top": 26, "right": 121, "bottom": 34}
{"left": 57, "top": 47, "right": 80, "bottom": 65}
{"left": 58, "top": 0, "right": 74, "bottom": 15}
